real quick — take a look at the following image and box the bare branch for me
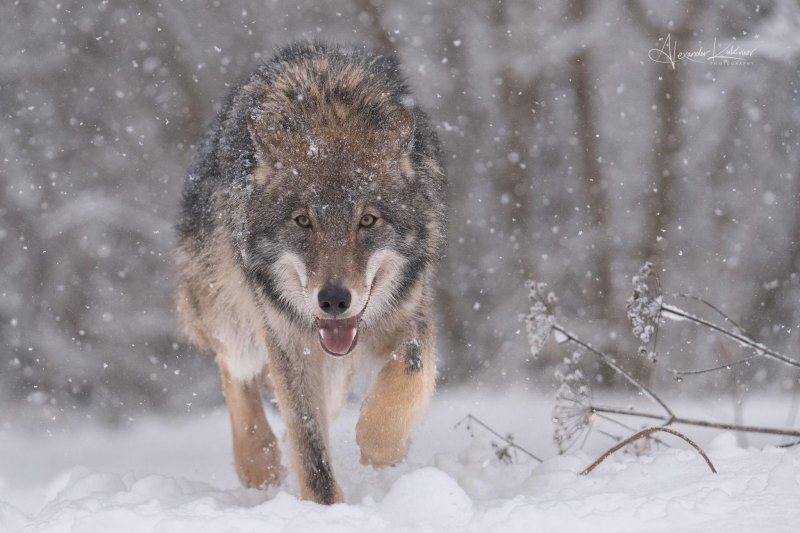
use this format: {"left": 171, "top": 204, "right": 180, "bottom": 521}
{"left": 594, "top": 411, "right": 671, "bottom": 447}
{"left": 661, "top": 304, "right": 800, "bottom": 369}
{"left": 591, "top": 405, "right": 800, "bottom": 438}
{"left": 673, "top": 293, "right": 748, "bottom": 336}
{"left": 670, "top": 354, "right": 760, "bottom": 377}
{"left": 552, "top": 324, "right": 675, "bottom": 419}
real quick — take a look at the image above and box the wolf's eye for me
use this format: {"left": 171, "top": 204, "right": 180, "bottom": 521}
{"left": 359, "top": 214, "right": 378, "bottom": 228}
{"left": 294, "top": 214, "right": 312, "bottom": 228}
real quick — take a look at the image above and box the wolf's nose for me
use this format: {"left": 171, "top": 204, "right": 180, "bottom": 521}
{"left": 318, "top": 285, "right": 351, "bottom": 317}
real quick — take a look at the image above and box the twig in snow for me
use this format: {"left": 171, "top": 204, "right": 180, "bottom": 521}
{"left": 580, "top": 426, "right": 717, "bottom": 476}
{"left": 455, "top": 414, "right": 543, "bottom": 462}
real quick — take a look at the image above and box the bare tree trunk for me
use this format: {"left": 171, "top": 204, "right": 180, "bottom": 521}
{"left": 489, "top": 0, "right": 538, "bottom": 279}
{"left": 624, "top": 0, "right": 708, "bottom": 388}
{"left": 134, "top": 0, "right": 209, "bottom": 143}
{"left": 642, "top": 67, "right": 682, "bottom": 262}
{"left": 567, "top": 0, "right": 612, "bottom": 302}
{"left": 749, "top": 163, "right": 800, "bottom": 337}
{"left": 352, "top": 0, "right": 395, "bottom": 54}
{"left": 430, "top": 6, "right": 476, "bottom": 381}
{"left": 627, "top": 0, "right": 708, "bottom": 263}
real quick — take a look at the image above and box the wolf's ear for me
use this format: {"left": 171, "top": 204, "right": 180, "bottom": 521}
{"left": 386, "top": 108, "right": 416, "bottom": 154}
{"left": 246, "top": 111, "right": 284, "bottom": 160}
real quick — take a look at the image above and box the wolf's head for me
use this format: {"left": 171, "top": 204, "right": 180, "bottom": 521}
{"left": 239, "top": 96, "right": 443, "bottom": 356}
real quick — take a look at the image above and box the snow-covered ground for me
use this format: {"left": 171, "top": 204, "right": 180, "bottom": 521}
{"left": 2, "top": 388, "right": 800, "bottom": 532}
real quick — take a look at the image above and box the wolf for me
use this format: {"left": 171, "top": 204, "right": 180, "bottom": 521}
{"left": 175, "top": 42, "right": 446, "bottom": 505}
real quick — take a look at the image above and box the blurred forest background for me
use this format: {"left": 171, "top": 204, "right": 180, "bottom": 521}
{"left": 2, "top": 0, "right": 800, "bottom": 426}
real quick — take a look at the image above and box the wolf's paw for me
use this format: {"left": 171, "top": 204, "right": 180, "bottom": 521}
{"left": 235, "top": 440, "right": 284, "bottom": 489}
{"left": 356, "top": 418, "right": 410, "bottom": 469}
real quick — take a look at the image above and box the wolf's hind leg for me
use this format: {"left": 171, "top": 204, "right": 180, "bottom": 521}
{"left": 356, "top": 336, "right": 436, "bottom": 468}
{"left": 219, "top": 360, "right": 283, "bottom": 489}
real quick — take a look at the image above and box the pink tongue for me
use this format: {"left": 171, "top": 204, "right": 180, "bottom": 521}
{"left": 318, "top": 316, "right": 359, "bottom": 355}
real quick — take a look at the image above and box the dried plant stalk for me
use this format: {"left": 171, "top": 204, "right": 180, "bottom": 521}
{"left": 581, "top": 426, "right": 717, "bottom": 475}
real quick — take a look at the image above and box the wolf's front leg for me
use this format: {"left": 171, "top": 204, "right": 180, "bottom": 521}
{"left": 357, "top": 335, "right": 436, "bottom": 468}
{"left": 267, "top": 343, "right": 344, "bottom": 504}
{"left": 219, "top": 361, "right": 283, "bottom": 489}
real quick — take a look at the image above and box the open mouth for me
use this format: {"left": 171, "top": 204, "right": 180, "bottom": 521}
{"left": 317, "top": 314, "right": 361, "bottom": 356}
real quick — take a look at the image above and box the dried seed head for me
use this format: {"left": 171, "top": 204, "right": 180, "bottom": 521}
{"left": 626, "top": 262, "right": 664, "bottom": 357}
{"left": 522, "top": 280, "right": 558, "bottom": 359}
{"left": 552, "top": 351, "right": 593, "bottom": 453}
